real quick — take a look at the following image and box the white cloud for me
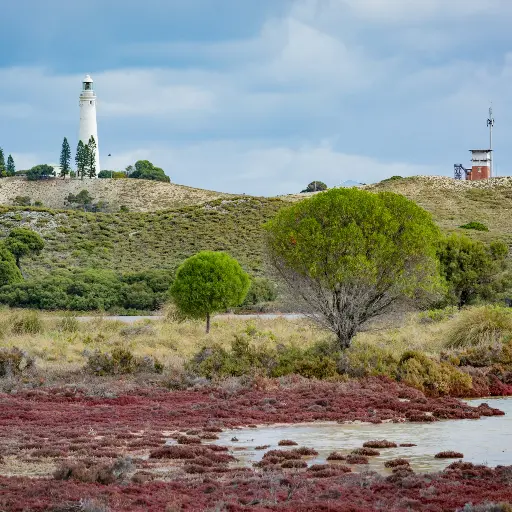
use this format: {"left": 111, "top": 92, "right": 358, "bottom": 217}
{"left": 311, "top": 0, "right": 512, "bottom": 23}
{"left": 103, "top": 140, "right": 436, "bottom": 196}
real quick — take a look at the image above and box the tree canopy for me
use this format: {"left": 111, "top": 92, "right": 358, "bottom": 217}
{"left": 265, "top": 188, "right": 442, "bottom": 348}
{"left": 301, "top": 181, "right": 328, "bottom": 193}
{"left": 4, "top": 228, "right": 45, "bottom": 271}
{"left": 170, "top": 251, "right": 250, "bottom": 332}
{"left": 6, "top": 155, "right": 15, "bottom": 176}
{"left": 26, "top": 164, "right": 55, "bottom": 181}
{"left": 128, "top": 160, "right": 170, "bottom": 182}
{"left": 438, "top": 234, "right": 509, "bottom": 308}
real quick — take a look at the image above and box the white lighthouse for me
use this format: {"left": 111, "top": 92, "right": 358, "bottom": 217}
{"left": 79, "top": 74, "right": 100, "bottom": 173}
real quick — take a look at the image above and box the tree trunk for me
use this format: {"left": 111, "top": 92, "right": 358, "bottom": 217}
{"left": 206, "top": 312, "right": 211, "bottom": 334}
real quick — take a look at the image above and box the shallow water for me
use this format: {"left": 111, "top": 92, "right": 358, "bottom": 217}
{"left": 216, "top": 398, "right": 512, "bottom": 473}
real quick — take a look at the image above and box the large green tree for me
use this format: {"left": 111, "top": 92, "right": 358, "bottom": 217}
{"left": 265, "top": 188, "right": 442, "bottom": 348}
{"left": 59, "top": 137, "right": 71, "bottom": 178}
{"left": 438, "top": 234, "right": 509, "bottom": 308}
{"left": 4, "top": 228, "right": 45, "bottom": 271}
{"left": 0, "top": 243, "right": 23, "bottom": 286}
{"left": 170, "top": 251, "right": 250, "bottom": 333}
{"left": 6, "top": 155, "right": 15, "bottom": 176}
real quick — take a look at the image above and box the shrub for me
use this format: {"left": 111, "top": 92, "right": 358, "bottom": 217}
{"left": 339, "top": 343, "right": 398, "bottom": 379}
{"left": 0, "top": 268, "right": 172, "bottom": 312}
{"left": 187, "top": 335, "right": 340, "bottom": 380}
{"left": 460, "top": 222, "right": 489, "bottom": 231}
{"left": 11, "top": 310, "right": 43, "bottom": 335}
{"left": 435, "top": 451, "right": 463, "bottom": 459}
{"left": 438, "top": 235, "right": 509, "bottom": 307}
{"left": 85, "top": 348, "right": 163, "bottom": 376}
{"left": 57, "top": 315, "right": 80, "bottom": 333}
{"left": 445, "top": 306, "right": 512, "bottom": 348}
{"left": 418, "top": 306, "right": 458, "bottom": 324}
{"left": 397, "top": 351, "right": 473, "bottom": 397}
{"left": 242, "top": 277, "right": 277, "bottom": 306}
{"left": 363, "top": 440, "right": 397, "bottom": 449}
{"left": 0, "top": 347, "right": 34, "bottom": 377}
{"left": 384, "top": 458, "right": 410, "bottom": 468}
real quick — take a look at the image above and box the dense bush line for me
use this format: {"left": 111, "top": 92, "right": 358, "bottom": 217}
{"left": 0, "top": 268, "right": 173, "bottom": 312}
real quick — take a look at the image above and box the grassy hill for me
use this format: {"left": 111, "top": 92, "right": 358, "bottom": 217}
{"left": 369, "top": 175, "right": 512, "bottom": 246}
{"left": 0, "top": 177, "right": 232, "bottom": 212}
{"left": 0, "top": 197, "right": 284, "bottom": 279}
{"left": 0, "top": 175, "right": 511, "bottom": 282}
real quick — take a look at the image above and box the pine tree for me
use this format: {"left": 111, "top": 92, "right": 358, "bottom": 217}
{"left": 87, "top": 136, "right": 97, "bottom": 178}
{"left": 6, "top": 155, "right": 15, "bottom": 176}
{"left": 75, "top": 141, "right": 86, "bottom": 180}
{"left": 0, "top": 148, "right": 5, "bottom": 177}
{"left": 82, "top": 144, "right": 91, "bottom": 180}
{"left": 59, "top": 137, "right": 71, "bottom": 178}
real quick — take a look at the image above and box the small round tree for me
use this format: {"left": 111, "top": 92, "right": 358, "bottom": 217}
{"left": 170, "top": 251, "right": 250, "bottom": 333}
{"left": 265, "top": 188, "right": 442, "bottom": 349}
{"left": 4, "top": 228, "right": 45, "bottom": 271}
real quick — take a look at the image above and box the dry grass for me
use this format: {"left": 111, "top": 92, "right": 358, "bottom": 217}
{"left": 0, "top": 305, "right": 507, "bottom": 377}
{"left": 0, "top": 177, "right": 233, "bottom": 212}
{"left": 0, "top": 310, "right": 327, "bottom": 373}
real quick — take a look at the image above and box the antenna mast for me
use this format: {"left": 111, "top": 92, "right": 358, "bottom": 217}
{"left": 487, "top": 105, "right": 494, "bottom": 177}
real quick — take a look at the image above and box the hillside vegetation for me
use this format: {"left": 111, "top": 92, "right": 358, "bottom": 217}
{"left": 0, "top": 197, "right": 284, "bottom": 279}
{"left": 0, "top": 177, "right": 232, "bottom": 212}
{"left": 370, "top": 175, "right": 512, "bottom": 245}
{"left": 0, "top": 176, "right": 510, "bottom": 283}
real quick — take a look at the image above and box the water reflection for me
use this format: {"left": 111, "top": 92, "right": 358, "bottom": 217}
{"left": 216, "top": 398, "right": 512, "bottom": 473}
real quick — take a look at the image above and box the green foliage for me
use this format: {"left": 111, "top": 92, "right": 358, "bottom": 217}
{"left": 0, "top": 197, "right": 283, "bottom": 283}
{"left": 0, "top": 268, "right": 172, "bottom": 311}
{"left": 6, "top": 155, "right": 15, "bottom": 176}
{"left": 242, "top": 277, "right": 277, "bottom": 306}
{"left": 0, "top": 243, "right": 23, "bottom": 286}
{"left": 301, "top": 181, "right": 327, "bottom": 193}
{"left": 0, "top": 148, "right": 5, "bottom": 176}
{"left": 75, "top": 141, "right": 87, "bottom": 179}
{"left": 418, "top": 306, "right": 458, "bottom": 324}
{"left": 4, "top": 228, "right": 45, "bottom": 269}
{"left": 13, "top": 196, "right": 32, "bottom": 207}
{"left": 128, "top": 160, "right": 170, "bottom": 182}
{"left": 26, "top": 164, "right": 55, "bottom": 181}
{"left": 265, "top": 188, "right": 442, "bottom": 348}
{"left": 397, "top": 351, "right": 473, "bottom": 397}
{"left": 98, "top": 170, "right": 126, "bottom": 179}
{"left": 85, "top": 347, "right": 163, "bottom": 376}
{"left": 171, "top": 251, "right": 250, "bottom": 332}
{"left": 445, "top": 306, "right": 512, "bottom": 348}
{"left": 456, "top": 337, "right": 512, "bottom": 368}
{"left": 0, "top": 347, "right": 34, "bottom": 377}
{"left": 11, "top": 310, "right": 44, "bottom": 335}
{"left": 438, "top": 234, "right": 509, "bottom": 307}
{"left": 59, "top": 137, "right": 71, "bottom": 178}
{"left": 187, "top": 334, "right": 340, "bottom": 380}
{"left": 380, "top": 176, "right": 403, "bottom": 183}
{"left": 339, "top": 343, "right": 399, "bottom": 379}
{"left": 66, "top": 190, "right": 93, "bottom": 210}
{"left": 87, "top": 136, "right": 97, "bottom": 178}
{"left": 459, "top": 221, "right": 489, "bottom": 232}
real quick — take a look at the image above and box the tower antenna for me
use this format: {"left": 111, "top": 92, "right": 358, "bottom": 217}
{"left": 487, "top": 104, "right": 494, "bottom": 177}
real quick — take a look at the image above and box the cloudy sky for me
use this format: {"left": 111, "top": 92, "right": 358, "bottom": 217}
{"left": 1, "top": 0, "right": 512, "bottom": 195}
